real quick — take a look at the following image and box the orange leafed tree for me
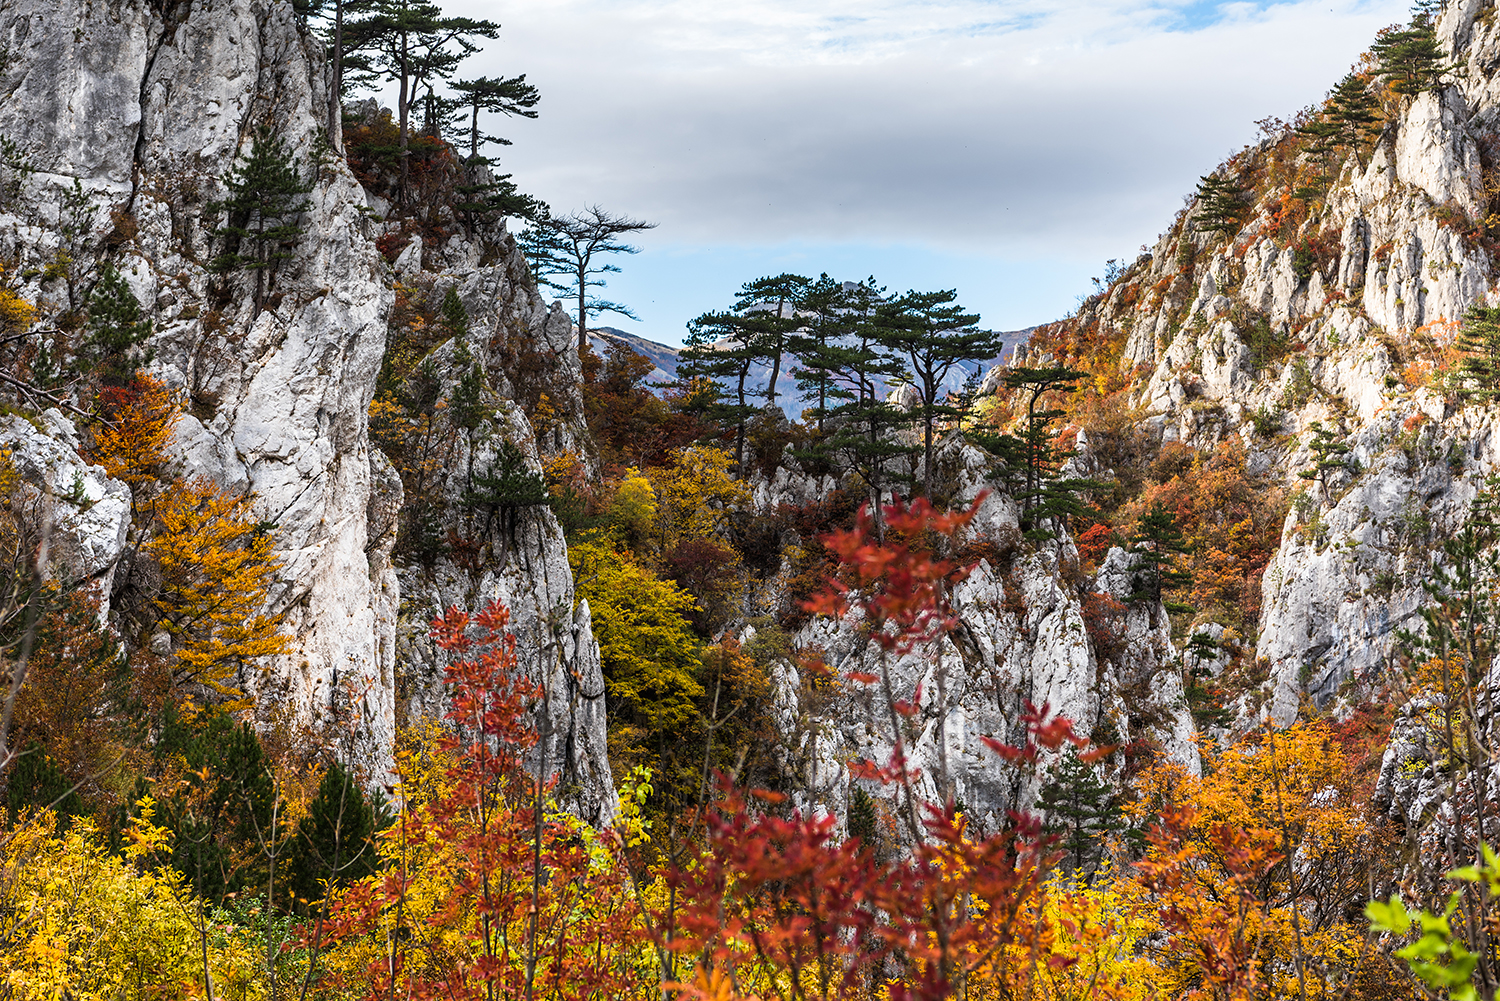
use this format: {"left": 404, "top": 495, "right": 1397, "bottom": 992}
{"left": 91, "top": 373, "right": 178, "bottom": 498}
{"left": 1130, "top": 724, "right": 1400, "bottom": 1001}
{"left": 144, "top": 477, "right": 290, "bottom": 702}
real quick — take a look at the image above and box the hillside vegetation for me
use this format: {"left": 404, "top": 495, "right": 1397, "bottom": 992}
{"left": 6, "top": 0, "right": 1500, "bottom": 996}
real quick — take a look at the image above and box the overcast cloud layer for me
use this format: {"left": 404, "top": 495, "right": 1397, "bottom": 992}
{"left": 441, "top": 0, "right": 1411, "bottom": 338}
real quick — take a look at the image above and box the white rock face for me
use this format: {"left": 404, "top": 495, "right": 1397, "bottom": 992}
{"left": 2, "top": 0, "right": 401, "bottom": 766}
{"left": 0, "top": 0, "right": 611, "bottom": 802}
{"left": 1, "top": 411, "right": 131, "bottom": 601}
{"left": 762, "top": 438, "right": 1197, "bottom": 828}
{"left": 1042, "top": 3, "right": 1500, "bottom": 842}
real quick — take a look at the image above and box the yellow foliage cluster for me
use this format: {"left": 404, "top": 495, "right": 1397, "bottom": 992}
{"left": 991, "top": 867, "right": 1163, "bottom": 1001}
{"left": 0, "top": 807, "right": 264, "bottom": 1000}
{"left": 315, "top": 719, "right": 656, "bottom": 999}
{"left": 0, "top": 285, "right": 34, "bottom": 335}
{"left": 644, "top": 445, "right": 750, "bottom": 549}
{"left": 145, "top": 477, "right": 291, "bottom": 702}
{"left": 90, "top": 374, "right": 179, "bottom": 494}
{"left": 570, "top": 539, "right": 703, "bottom": 745}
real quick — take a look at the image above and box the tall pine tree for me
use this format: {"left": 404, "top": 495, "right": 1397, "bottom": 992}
{"left": 1037, "top": 747, "right": 1124, "bottom": 881}
{"left": 874, "top": 288, "right": 1001, "bottom": 498}
{"left": 207, "top": 127, "right": 314, "bottom": 312}
{"left": 1127, "top": 502, "right": 1193, "bottom": 612}
{"left": 972, "top": 366, "right": 1096, "bottom": 544}
{"left": 1372, "top": 10, "right": 1451, "bottom": 95}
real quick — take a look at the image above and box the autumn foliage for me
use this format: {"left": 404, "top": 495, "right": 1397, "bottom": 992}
{"left": 144, "top": 477, "right": 291, "bottom": 702}
{"left": 317, "top": 602, "right": 648, "bottom": 1000}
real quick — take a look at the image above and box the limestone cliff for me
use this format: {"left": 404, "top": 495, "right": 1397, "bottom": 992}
{"left": 0, "top": 0, "right": 612, "bottom": 813}
{"left": 749, "top": 438, "right": 1197, "bottom": 830}
{"left": 1024, "top": 0, "right": 1500, "bottom": 841}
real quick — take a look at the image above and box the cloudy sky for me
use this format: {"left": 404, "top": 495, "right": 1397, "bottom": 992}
{"left": 444, "top": 0, "right": 1411, "bottom": 344}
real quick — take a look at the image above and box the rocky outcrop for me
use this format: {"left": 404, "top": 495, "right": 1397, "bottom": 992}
{"left": 760, "top": 439, "right": 1197, "bottom": 829}
{"left": 996, "top": 0, "right": 1500, "bottom": 852}
{"left": 1, "top": 0, "right": 400, "bottom": 762}
{"left": 2, "top": 410, "right": 131, "bottom": 599}
{"left": 0, "top": 0, "right": 612, "bottom": 808}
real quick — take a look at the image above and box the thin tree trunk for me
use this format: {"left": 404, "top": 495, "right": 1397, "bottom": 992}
{"left": 397, "top": 34, "right": 410, "bottom": 202}
{"left": 327, "top": 0, "right": 344, "bottom": 154}
{"left": 575, "top": 248, "right": 589, "bottom": 350}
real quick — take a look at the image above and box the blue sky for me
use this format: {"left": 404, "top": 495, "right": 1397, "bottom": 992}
{"left": 444, "top": 0, "right": 1411, "bottom": 345}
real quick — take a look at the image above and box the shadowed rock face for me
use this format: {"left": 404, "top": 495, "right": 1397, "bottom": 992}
{"left": 0, "top": 0, "right": 615, "bottom": 816}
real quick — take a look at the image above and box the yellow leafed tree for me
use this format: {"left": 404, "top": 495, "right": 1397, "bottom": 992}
{"left": 144, "top": 477, "right": 290, "bottom": 703}
{"left": 0, "top": 807, "right": 263, "bottom": 1000}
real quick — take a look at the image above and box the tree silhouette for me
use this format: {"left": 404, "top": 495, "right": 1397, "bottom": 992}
{"left": 447, "top": 74, "right": 540, "bottom": 162}
{"left": 874, "top": 288, "right": 1001, "bottom": 498}
{"left": 540, "top": 206, "right": 656, "bottom": 350}
{"left": 343, "top": 0, "right": 498, "bottom": 199}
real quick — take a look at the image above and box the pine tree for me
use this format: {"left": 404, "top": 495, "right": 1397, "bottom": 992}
{"left": 1192, "top": 173, "right": 1249, "bottom": 239}
{"left": 541, "top": 206, "right": 656, "bottom": 349}
{"left": 678, "top": 309, "right": 763, "bottom": 471}
{"left": 464, "top": 440, "right": 548, "bottom": 564}
{"left": 733, "top": 273, "right": 810, "bottom": 409}
{"left": 440, "top": 286, "right": 488, "bottom": 434}
{"left": 847, "top": 785, "right": 879, "bottom": 853}
{"left": 1456, "top": 304, "right": 1500, "bottom": 401}
{"left": 447, "top": 74, "right": 540, "bottom": 162}
{"left": 873, "top": 288, "right": 1002, "bottom": 498}
{"left": 342, "top": 0, "right": 498, "bottom": 199}
{"left": 453, "top": 170, "right": 544, "bottom": 233}
{"left": 971, "top": 366, "right": 1096, "bottom": 544}
{"left": 148, "top": 709, "right": 277, "bottom": 904}
{"left": 1183, "top": 631, "right": 1232, "bottom": 731}
{"left": 1372, "top": 11, "right": 1451, "bottom": 96}
{"left": 207, "top": 127, "right": 314, "bottom": 311}
{"left": 5, "top": 742, "right": 85, "bottom": 827}
{"left": 287, "top": 761, "right": 382, "bottom": 911}
{"left": 1037, "top": 747, "right": 1123, "bottom": 880}
{"left": 1127, "top": 502, "right": 1194, "bottom": 612}
{"left": 516, "top": 213, "right": 573, "bottom": 295}
{"left": 84, "top": 262, "right": 152, "bottom": 385}
{"left": 1298, "top": 420, "right": 1353, "bottom": 503}
{"left": 787, "top": 273, "right": 852, "bottom": 433}
{"left": 805, "top": 278, "right": 916, "bottom": 525}
{"left": 1326, "top": 73, "right": 1382, "bottom": 160}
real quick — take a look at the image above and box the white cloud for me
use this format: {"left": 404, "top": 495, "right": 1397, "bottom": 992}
{"left": 411, "top": 0, "right": 1410, "bottom": 333}
{"left": 451, "top": 0, "right": 1407, "bottom": 257}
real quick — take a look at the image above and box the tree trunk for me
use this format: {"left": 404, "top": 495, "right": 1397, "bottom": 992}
{"left": 923, "top": 403, "right": 934, "bottom": 499}
{"left": 735, "top": 366, "right": 750, "bottom": 471}
{"left": 397, "top": 33, "right": 410, "bottom": 202}
{"left": 575, "top": 246, "right": 590, "bottom": 351}
{"left": 327, "top": 0, "right": 344, "bottom": 154}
